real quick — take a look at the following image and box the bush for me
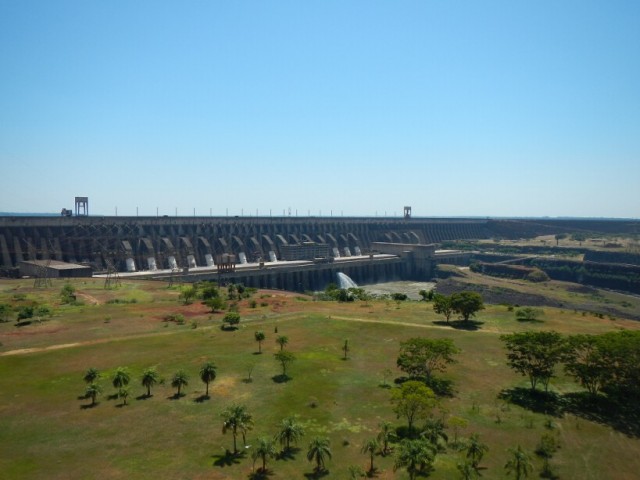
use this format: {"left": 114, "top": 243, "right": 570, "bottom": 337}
{"left": 222, "top": 312, "right": 241, "bottom": 329}
{"left": 515, "top": 307, "right": 544, "bottom": 322}
{"left": 526, "top": 269, "right": 550, "bottom": 283}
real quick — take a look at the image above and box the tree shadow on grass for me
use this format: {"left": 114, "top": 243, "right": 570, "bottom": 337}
{"left": 194, "top": 394, "right": 210, "bottom": 403}
{"left": 303, "top": 469, "right": 329, "bottom": 479}
{"left": 276, "top": 447, "right": 301, "bottom": 461}
{"left": 106, "top": 393, "right": 119, "bottom": 401}
{"left": 248, "top": 468, "right": 274, "bottom": 480}
{"left": 498, "top": 388, "right": 564, "bottom": 417}
{"left": 79, "top": 403, "right": 98, "bottom": 410}
{"left": 168, "top": 393, "right": 185, "bottom": 401}
{"left": 136, "top": 394, "right": 151, "bottom": 401}
{"left": 563, "top": 392, "right": 640, "bottom": 438}
{"left": 272, "top": 374, "right": 291, "bottom": 384}
{"left": 432, "top": 320, "right": 484, "bottom": 331}
{"left": 212, "top": 450, "right": 245, "bottom": 467}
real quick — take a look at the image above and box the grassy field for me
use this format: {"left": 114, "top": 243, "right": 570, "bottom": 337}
{"left": 0, "top": 277, "right": 639, "bottom": 479}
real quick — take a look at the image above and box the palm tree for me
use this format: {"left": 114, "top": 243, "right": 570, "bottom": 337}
{"left": 348, "top": 465, "right": 365, "bottom": 479}
{"left": 377, "top": 421, "right": 397, "bottom": 456}
{"left": 307, "top": 437, "right": 332, "bottom": 473}
{"left": 361, "top": 438, "right": 379, "bottom": 474}
{"left": 112, "top": 367, "right": 130, "bottom": 390}
{"left": 199, "top": 362, "right": 217, "bottom": 397}
{"left": 505, "top": 445, "right": 533, "bottom": 480}
{"left": 221, "top": 404, "right": 254, "bottom": 455}
{"left": 118, "top": 386, "right": 130, "bottom": 406}
{"left": 83, "top": 367, "right": 100, "bottom": 384}
{"left": 171, "top": 370, "right": 189, "bottom": 397}
{"left": 252, "top": 437, "right": 277, "bottom": 473}
{"left": 457, "top": 460, "right": 480, "bottom": 480}
{"left": 276, "top": 335, "right": 289, "bottom": 351}
{"left": 141, "top": 368, "right": 159, "bottom": 397}
{"left": 85, "top": 382, "right": 102, "bottom": 406}
{"left": 466, "top": 433, "right": 488, "bottom": 469}
{"left": 275, "top": 416, "right": 305, "bottom": 452}
{"left": 254, "top": 331, "right": 266, "bottom": 353}
{"left": 421, "top": 417, "right": 448, "bottom": 452}
{"left": 393, "top": 438, "right": 436, "bottom": 480}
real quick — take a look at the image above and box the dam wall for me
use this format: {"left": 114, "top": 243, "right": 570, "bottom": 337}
{"left": 0, "top": 216, "right": 637, "bottom": 276}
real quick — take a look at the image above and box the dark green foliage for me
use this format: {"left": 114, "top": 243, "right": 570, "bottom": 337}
{"left": 515, "top": 307, "right": 544, "bottom": 322}
{"left": 500, "top": 331, "right": 566, "bottom": 392}
{"left": 274, "top": 350, "right": 295, "bottom": 377}
{"left": 199, "top": 362, "right": 217, "bottom": 396}
{"left": 83, "top": 367, "right": 100, "bottom": 384}
{"left": 60, "top": 283, "right": 76, "bottom": 304}
{"left": 0, "top": 303, "right": 10, "bottom": 322}
{"left": 393, "top": 438, "right": 436, "bottom": 480}
{"left": 391, "top": 293, "right": 408, "bottom": 301}
{"left": 390, "top": 381, "right": 436, "bottom": 431}
{"left": 397, "top": 337, "right": 460, "bottom": 381}
{"left": 450, "top": 291, "right": 484, "bottom": 322}
{"left": 307, "top": 437, "right": 332, "bottom": 472}
{"left": 222, "top": 312, "right": 240, "bottom": 329}
{"left": 17, "top": 305, "right": 34, "bottom": 320}
{"left": 432, "top": 294, "right": 454, "bottom": 322}
{"left": 171, "top": 370, "right": 189, "bottom": 396}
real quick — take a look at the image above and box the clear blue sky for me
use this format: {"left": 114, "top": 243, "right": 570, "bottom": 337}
{"left": 1, "top": 1, "right": 638, "bottom": 218}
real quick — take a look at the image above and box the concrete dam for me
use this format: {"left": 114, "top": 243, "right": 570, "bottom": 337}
{"left": 1, "top": 215, "right": 637, "bottom": 291}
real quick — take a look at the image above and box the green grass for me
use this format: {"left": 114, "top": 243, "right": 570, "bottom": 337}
{"left": 0, "top": 278, "right": 639, "bottom": 479}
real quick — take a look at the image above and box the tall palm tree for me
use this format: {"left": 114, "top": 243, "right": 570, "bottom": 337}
{"left": 199, "top": 362, "right": 217, "bottom": 397}
{"left": 118, "top": 386, "right": 130, "bottom": 406}
{"left": 112, "top": 367, "right": 130, "bottom": 390}
{"left": 276, "top": 335, "right": 289, "bottom": 351}
{"left": 457, "top": 460, "right": 480, "bottom": 480}
{"left": 466, "top": 433, "right": 488, "bottom": 469}
{"left": 275, "top": 416, "right": 305, "bottom": 452}
{"left": 141, "top": 368, "right": 159, "bottom": 397}
{"left": 171, "top": 370, "right": 189, "bottom": 397}
{"left": 393, "top": 439, "right": 436, "bottom": 480}
{"left": 505, "top": 445, "right": 533, "bottom": 480}
{"left": 221, "top": 404, "right": 254, "bottom": 455}
{"left": 83, "top": 367, "right": 100, "bottom": 384}
{"left": 307, "top": 437, "right": 332, "bottom": 472}
{"left": 85, "top": 382, "right": 102, "bottom": 406}
{"left": 361, "top": 438, "right": 380, "bottom": 474}
{"left": 252, "top": 437, "right": 277, "bottom": 473}
{"left": 421, "top": 418, "right": 448, "bottom": 452}
{"left": 377, "top": 421, "right": 397, "bottom": 456}
{"left": 254, "top": 331, "right": 266, "bottom": 353}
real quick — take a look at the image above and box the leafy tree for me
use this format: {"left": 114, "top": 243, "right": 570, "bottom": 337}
{"left": 393, "top": 438, "right": 436, "bottom": 480}
{"left": 252, "top": 437, "right": 277, "bottom": 473}
{"left": 141, "top": 368, "right": 159, "bottom": 397}
{"left": 450, "top": 291, "right": 484, "bottom": 322}
{"left": 85, "top": 382, "right": 102, "bottom": 406}
{"left": 501, "top": 331, "right": 566, "bottom": 392}
{"left": 222, "top": 312, "right": 240, "bottom": 329}
{"left": 199, "top": 362, "right": 217, "bottom": 397}
{"left": 274, "top": 350, "right": 295, "bottom": 377}
{"left": 307, "top": 437, "right": 332, "bottom": 473}
{"left": 179, "top": 285, "right": 197, "bottom": 305}
{"left": 554, "top": 234, "right": 567, "bottom": 246}
{"left": 377, "top": 421, "right": 397, "bottom": 456}
{"left": 397, "top": 337, "right": 460, "bottom": 381}
{"left": 466, "top": 433, "right": 488, "bottom": 469}
{"left": 276, "top": 335, "right": 289, "bottom": 351}
{"left": 205, "top": 296, "right": 226, "bottom": 313}
{"left": 83, "top": 367, "right": 100, "bottom": 385}
{"left": 391, "top": 380, "right": 437, "bottom": 431}
{"left": 504, "top": 445, "right": 533, "bottom": 480}
{"left": 17, "top": 305, "right": 34, "bottom": 321}
{"left": 449, "top": 416, "right": 468, "bottom": 446}
{"left": 571, "top": 232, "right": 587, "bottom": 245}
{"left": 0, "top": 303, "right": 11, "bottom": 322}
{"left": 361, "top": 438, "right": 380, "bottom": 474}
{"left": 275, "top": 416, "right": 305, "bottom": 452}
{"left": 432, "top": 294, "right": 454, "bottom": 323}
{"left": 200, "top": 282, "right": 219, "bottom": 300}
{"left": 221, "top": 404, "right": 254, "bottom": 454}
{"left": 171, "top": 370, "right": 189, "bottom": 397}
{"left": 515, "top": 307, "right": 544, "bottom": 322}
{"left": 254, "top": 331, "right": 266, "bottom": 353}
{"left": 535, "top": 433, "right": 560, "bottom": 477}
{"left": 112, "top": 367, "right": 131, "bottom": 390}
{"left": 60, "top": 283, "right": 76, "bottom": 304}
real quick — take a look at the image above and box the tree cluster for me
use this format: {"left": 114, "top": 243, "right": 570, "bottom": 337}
{"left": 432, "top": 291, "right": 484, "bottom": 323}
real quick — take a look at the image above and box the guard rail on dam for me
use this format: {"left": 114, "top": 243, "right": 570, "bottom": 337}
{"left": 0, "top": 215, "right": 637, "bottom": 277}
